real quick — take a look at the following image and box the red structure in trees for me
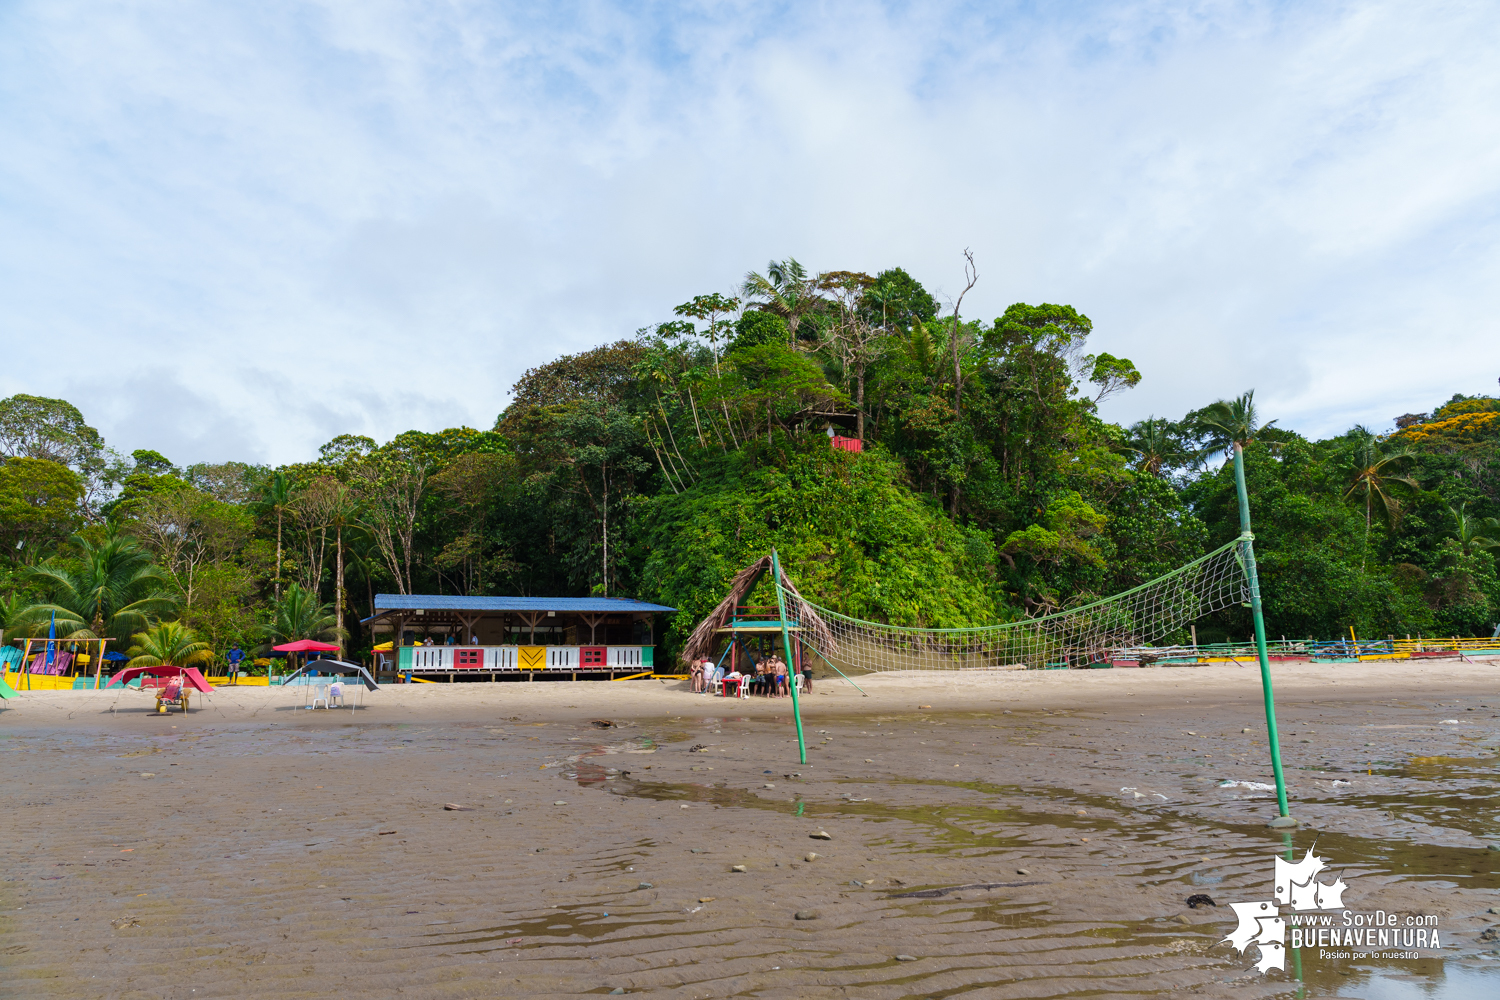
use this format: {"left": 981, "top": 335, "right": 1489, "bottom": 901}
{"left": 830, "top": 435, "right": 863, "bottom": 453}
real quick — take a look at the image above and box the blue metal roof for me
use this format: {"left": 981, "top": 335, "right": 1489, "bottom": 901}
{"left": 371, "top": 594, "right": 675, "bottom": 614}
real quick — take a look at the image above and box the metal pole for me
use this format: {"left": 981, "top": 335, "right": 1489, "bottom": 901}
{"left": 771, "top": 549, "right": 808, "bottom": 766}
{"left": 1234, "top": 442, "right": 1293, "bottom": 823}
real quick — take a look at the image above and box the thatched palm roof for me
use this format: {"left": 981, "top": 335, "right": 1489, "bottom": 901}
{"left": 680, "top": 553, "right": 837, "bottom": 663}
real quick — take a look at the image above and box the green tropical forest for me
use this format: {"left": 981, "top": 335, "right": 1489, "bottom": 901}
{"left": 2, "top": 260, "right": 1497, "bottom": 669}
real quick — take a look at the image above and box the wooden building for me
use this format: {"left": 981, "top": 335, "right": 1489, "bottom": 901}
{"left": 364, "top": 595, "right": 675, "bottom": 681}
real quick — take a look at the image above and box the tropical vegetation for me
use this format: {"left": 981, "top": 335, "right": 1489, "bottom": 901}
{"left": 0, "top": 258, "right": 1496, "bottom": 670}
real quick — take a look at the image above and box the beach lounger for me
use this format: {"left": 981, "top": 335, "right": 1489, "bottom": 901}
{"left": 145, "top": 676, "right": 190, "bottom": 714}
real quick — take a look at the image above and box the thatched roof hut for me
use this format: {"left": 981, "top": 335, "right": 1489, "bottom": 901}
{"left": 680, "top": 553, "right": 837, "bottom": 664}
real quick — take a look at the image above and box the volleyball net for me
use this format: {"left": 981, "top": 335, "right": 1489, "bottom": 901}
{"left": 778, "top": 537, "right": 1252, "bottom": 672}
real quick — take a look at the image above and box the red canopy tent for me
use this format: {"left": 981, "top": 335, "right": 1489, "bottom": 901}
{"left": 272, "top": 640, "right": 341, "bottom": 653}
{"left": 106, "top": 665, "right": 215, "bottom": 693}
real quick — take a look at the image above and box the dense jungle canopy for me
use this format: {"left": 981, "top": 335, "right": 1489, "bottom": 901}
{"left": 2, "top": 259, "right": 1497, "bottom": 667}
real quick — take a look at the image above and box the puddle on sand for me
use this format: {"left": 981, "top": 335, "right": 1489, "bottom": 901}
{"left": 603, "top": 770, "right": 1500, "bottom": 895}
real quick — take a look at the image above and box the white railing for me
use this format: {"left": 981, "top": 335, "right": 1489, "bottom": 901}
{"left": 401, "top": 645, "right": 647, "bottom": 671}
{"left": 607, "top": 646, "right": 643, "bottom": 668}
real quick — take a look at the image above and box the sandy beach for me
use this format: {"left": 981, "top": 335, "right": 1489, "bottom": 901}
{"left": 3, "top": 659, "right": 1498, "bottom": 998}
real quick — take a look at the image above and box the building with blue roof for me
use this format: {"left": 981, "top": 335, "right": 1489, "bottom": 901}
{"left": 364, "top": 594, "right": 676, "bottom": 681}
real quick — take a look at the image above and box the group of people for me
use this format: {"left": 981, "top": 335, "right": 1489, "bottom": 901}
{"left": 689, "top": 652, "right": 810, "bottom": 698}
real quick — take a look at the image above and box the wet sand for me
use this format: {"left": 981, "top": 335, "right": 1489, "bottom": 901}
{"left": 3, "top": 660, "right": 1499, "bottom": 998}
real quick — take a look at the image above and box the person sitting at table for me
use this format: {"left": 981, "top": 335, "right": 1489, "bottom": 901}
{"left": 723, "top": 662, "right": 743, "bottom": 695}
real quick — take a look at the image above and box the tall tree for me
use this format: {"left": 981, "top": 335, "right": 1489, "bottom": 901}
{"left": 14, "top": 528, "right": 176, "bottom": 641}
{"left": 1194, "top": 390, "right": 1274, "bottom": 458}
{"left": 352, "top": 445, "right": 428, "bottom": 595}
{"left": 430, "top": 453, "right": 513, "bottom": 597}
{"left": 0, "top": 457, "right": 84, "bottom": 558}
{"left": 945, "top": 250, "right": 979, "bottom": 415}
{"left": 741, "top": 258, "right": 823, "bottom": 346}
{"left": 0, "top": 394, "right": 112, "bottom": 517}
{"left": 129, "top": 486, "right": 251, "bottom": 609}
{"left": 545, "top": 402, "right": 650, "bottom": 596}
{"left": 257, "top": 471, "right": 293, "bottom": 599}
{"left": 1340, "top": 426, "right": 1418, "bottom": 565}
{"left": 1125, "top": 417, "right": 1191, "bottom": 476}
{"left": 672, "top": 293, "right": 741, "bottom": 370}
{"left": 818, "top": 271, "right": 883, "bottom": 442}
{"left": 261, "top": 582, "right": 343, "bottom": 647}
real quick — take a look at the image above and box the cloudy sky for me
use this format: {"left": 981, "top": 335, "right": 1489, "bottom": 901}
{"left": 2, "top": 1, "right": 1497, "bottom": 466}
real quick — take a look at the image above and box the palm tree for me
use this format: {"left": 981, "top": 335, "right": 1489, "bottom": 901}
{"left": 126, "top": 620, "right": 214, "bottom": 668}
{"left": 260, "top": 582, "right": 343, "bottom": 648}
{"left": 741, "top": 258, "right": 822, "bottom": 346}
{"left": 257, "top": 470, "right": 293, "bottom": 599}
{"left": 1125, "top": 417, "right": 1191, "bottom": 476}
{"left": 1196, "top": 390, "right": 1275, "bottom": 457}
{"left": 343, "top": 534, "right": 384, "bottom": 624}
{"left": 1341, "top": 426, "right": 1418, "bottom": 555}
{"left": 13, "top": 528, "right": 176, "bottom": 642}
{"left": 1448, "top": 502, "right": 1500, "bottom": 558}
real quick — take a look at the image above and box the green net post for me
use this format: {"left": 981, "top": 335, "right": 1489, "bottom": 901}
{"left": 1234, "top": 442, "right": 1292, "bottom": 821}
{"left": 771, "top": 549, "right": 808, "bottom": 766}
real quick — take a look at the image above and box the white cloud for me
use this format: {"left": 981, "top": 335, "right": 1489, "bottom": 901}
{"left": 1, "top": 0, "right": 1497, "bottom": 464}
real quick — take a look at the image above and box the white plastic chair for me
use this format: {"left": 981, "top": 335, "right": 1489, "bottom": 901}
{"left": 304, "top": 677, "right": 333, "bottom": 710}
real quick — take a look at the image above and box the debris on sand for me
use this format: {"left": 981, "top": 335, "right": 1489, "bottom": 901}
{"left": 794, "top": 910, "right": 818, "bottom": 920}
{"left": 592, "top": 720, "right": 615, "bottom": 729}
{"left": 1185, "top": 894, "right": 1216, "bottom": 908}
{"left": 443, "top": 803, "right": 471, "bottom": 811}
{"left": 810, "top": 830, "right": 833, "bottom": 840}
